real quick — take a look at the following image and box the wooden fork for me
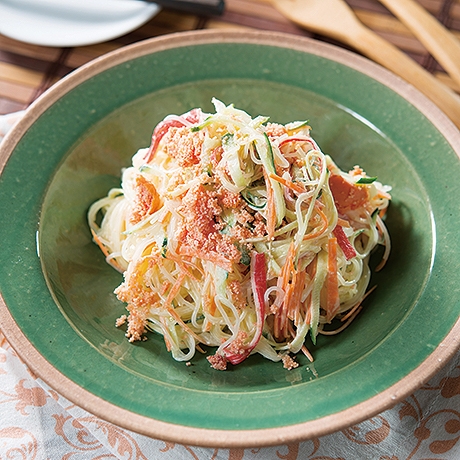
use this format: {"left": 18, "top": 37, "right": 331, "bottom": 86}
{"left": 272, "top": 0, "right": 460, "bottom": 129}
{"left": 378, "top": 0, "right": 460, "bottom": 90}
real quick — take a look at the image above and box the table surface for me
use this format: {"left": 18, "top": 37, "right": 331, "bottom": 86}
{"left": 1, "top": 0, "right": 460, "bottom": 116}
{"left": 1, "top": 1, "right": 460, "bottom": 459}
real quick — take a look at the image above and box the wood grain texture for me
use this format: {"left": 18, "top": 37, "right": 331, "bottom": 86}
{"left": 0, "top": 0, "right": 459, "bottom": 114}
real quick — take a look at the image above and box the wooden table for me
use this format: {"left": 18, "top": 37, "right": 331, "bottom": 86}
{"left": 1, "top": 0, "right": 460, "bottom": 116}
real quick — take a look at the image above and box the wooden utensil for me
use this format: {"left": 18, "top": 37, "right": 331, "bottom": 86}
{"left": 378, "top": 0, "right": 460, "bottom": 90}
{"left": 273, "top": 0, "right": 460, "bottom": 129}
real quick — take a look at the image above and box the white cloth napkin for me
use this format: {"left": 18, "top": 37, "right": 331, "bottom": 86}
{"left": 1, "top": 111, "right": 459, "bottom": 459}
{"left": 0, "top": 111, "right": 25, "bottom": 142}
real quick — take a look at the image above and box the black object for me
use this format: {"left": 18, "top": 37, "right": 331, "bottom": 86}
{"left": 142, "top": 0, "right": 225, "bottom": 16}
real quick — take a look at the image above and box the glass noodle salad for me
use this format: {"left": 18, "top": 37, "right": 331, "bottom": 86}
{"left": 88, "top": 99, "right": 391, "bottom": 370}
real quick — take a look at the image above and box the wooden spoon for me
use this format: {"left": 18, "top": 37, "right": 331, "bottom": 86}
{"left": 378, "top": 0, "right": 460, "bottom": 90}
{"left": 273, "top": 0, "right": 460, "bottom": 129}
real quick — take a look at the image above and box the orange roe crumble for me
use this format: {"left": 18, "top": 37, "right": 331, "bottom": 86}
{"left": 124, "top": 310, "right": 147, "bottom": 342}
{"left": 224, "top": 331, "right": 248, "bottom": 356}
{"left": 207, "top": 354, "right": 227, "bottom": 371}
{"left": 228, "top": 280, "right": 246, "bottom": 311}
{"left": 282, "top": 354, "right": 299, "bottom": 370}
{"left": 163, "top": 127, "right": 204, "bottom": 167}
{"left": 265, "top": 122, "right": 287, "bottom": 138}
{"left": 177, "top": 183, "right": 242, "bottom": 270}
{"left": 115, "top": 315, "right": 127, "bottom": 327}
{"left": 215, "top": 184, "right": 243, "bottom": 209}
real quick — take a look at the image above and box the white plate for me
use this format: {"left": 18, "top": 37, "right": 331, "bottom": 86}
{"left": 0, "top": 0, "right": 160, "bottom": 47}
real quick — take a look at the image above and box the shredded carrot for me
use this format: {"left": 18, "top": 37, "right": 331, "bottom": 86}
{"left": 165, "top": 250, "right": 200, "bottom": 281}
{"left": 203, "top": 290, "right": 217, "bottom": 317}
{"left": 326, "top": 236, "right": 340, "bottom": 323}
{"left": 163, "top": 271, "right": 203, "bottom": 343}
{"left": 279, "top": 282, "right": 292, "bottom": 339}
{"left": 287, "top": 323, "right": 314, "bottom": 362}
{"left": 281, "top": 241, "right": 296, "bottom": 286}
{"left": 303, "top": 204, "right": 328, "bottom": 241}
{"left": 301, "top": 344, "right": 314, "bottom": 362}
{"left": 195, "top": 344, "right": 206, "bottom": 354}
{"left": 90, "top": 228, "right": 110, "bottom": 258}
{"left": 337, "top": 217, "right": 351, "bottom": 228}
{"left": 304, "top": 296, "right": 312, "bottom": 325}
{"left": 90, "top": 229, "right": 124, "bottom": 272}
{"left": 163, "top": 271, "right": 186, "bottom": 308}
{"left": 339, "top": 303, "right": 360, "bottom": 324}
{"left": 160, "top": 281, "right": 171, "bottom": 296}
{"left": 288, "top": 269, "right": 306, "bottom": 325}
{"left": 269, "top": 172, "right": 305, "bottom": 194}
{"left": 340, "top": 285, "right": 377, "bottom": 322}
{"left": 319, "top": 307, "right": 363, "bottom": 335}
{"left": 275, "top": 241, "right": 302, "bottom": 339}
{"left": 283, "top": 279, "right": 295, "bottom": 325}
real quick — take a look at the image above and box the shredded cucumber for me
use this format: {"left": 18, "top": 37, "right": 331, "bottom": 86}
{"left": 254, "top": 134, "right": 286, "bottom": 228}
{"left": 310, "top": 249, "right": 328, "bottom": 343}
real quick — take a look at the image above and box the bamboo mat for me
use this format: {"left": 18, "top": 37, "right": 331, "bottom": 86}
{"left": 0, "top": 0, "right": 460, "bottom": 115}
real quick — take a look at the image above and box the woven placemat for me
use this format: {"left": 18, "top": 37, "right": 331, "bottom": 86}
{"left": 0, "top": 0, "right": 459, "bottom": 115}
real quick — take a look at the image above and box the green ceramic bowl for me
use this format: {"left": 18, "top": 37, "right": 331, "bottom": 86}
{"left": 1, "top": 30, "right": 459, "bottom": 447}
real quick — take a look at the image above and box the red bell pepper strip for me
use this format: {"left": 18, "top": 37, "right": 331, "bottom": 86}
{"left": 223, "top": 252, "right": 267, "bottom": 365}
{"left": 332, "top": 225, "right": 356, "bottom": 260}
{"left": 144, "top": 119, "right": 184, "bottom": 163}
{"left": 144, "top": 108, "right": 202, "bottom": 163}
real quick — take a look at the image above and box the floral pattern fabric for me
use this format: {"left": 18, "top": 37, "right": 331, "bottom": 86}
{"left": 1, "top": 332, "right": 459, "bottom": 459}
{"left": 1, "top": 113, "right": 460, "bottom": 459}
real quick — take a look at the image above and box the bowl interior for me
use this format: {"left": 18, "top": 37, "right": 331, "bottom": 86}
{"left": 1, "top": 37, "right": 459, "bottom": 433}
{"left": 39, "top": 79, "right": 432, "bottom": 390}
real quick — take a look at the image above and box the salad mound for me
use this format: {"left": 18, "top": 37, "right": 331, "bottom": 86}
{"left": 88, "top": 99, "right": 391, "bottom": 370}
